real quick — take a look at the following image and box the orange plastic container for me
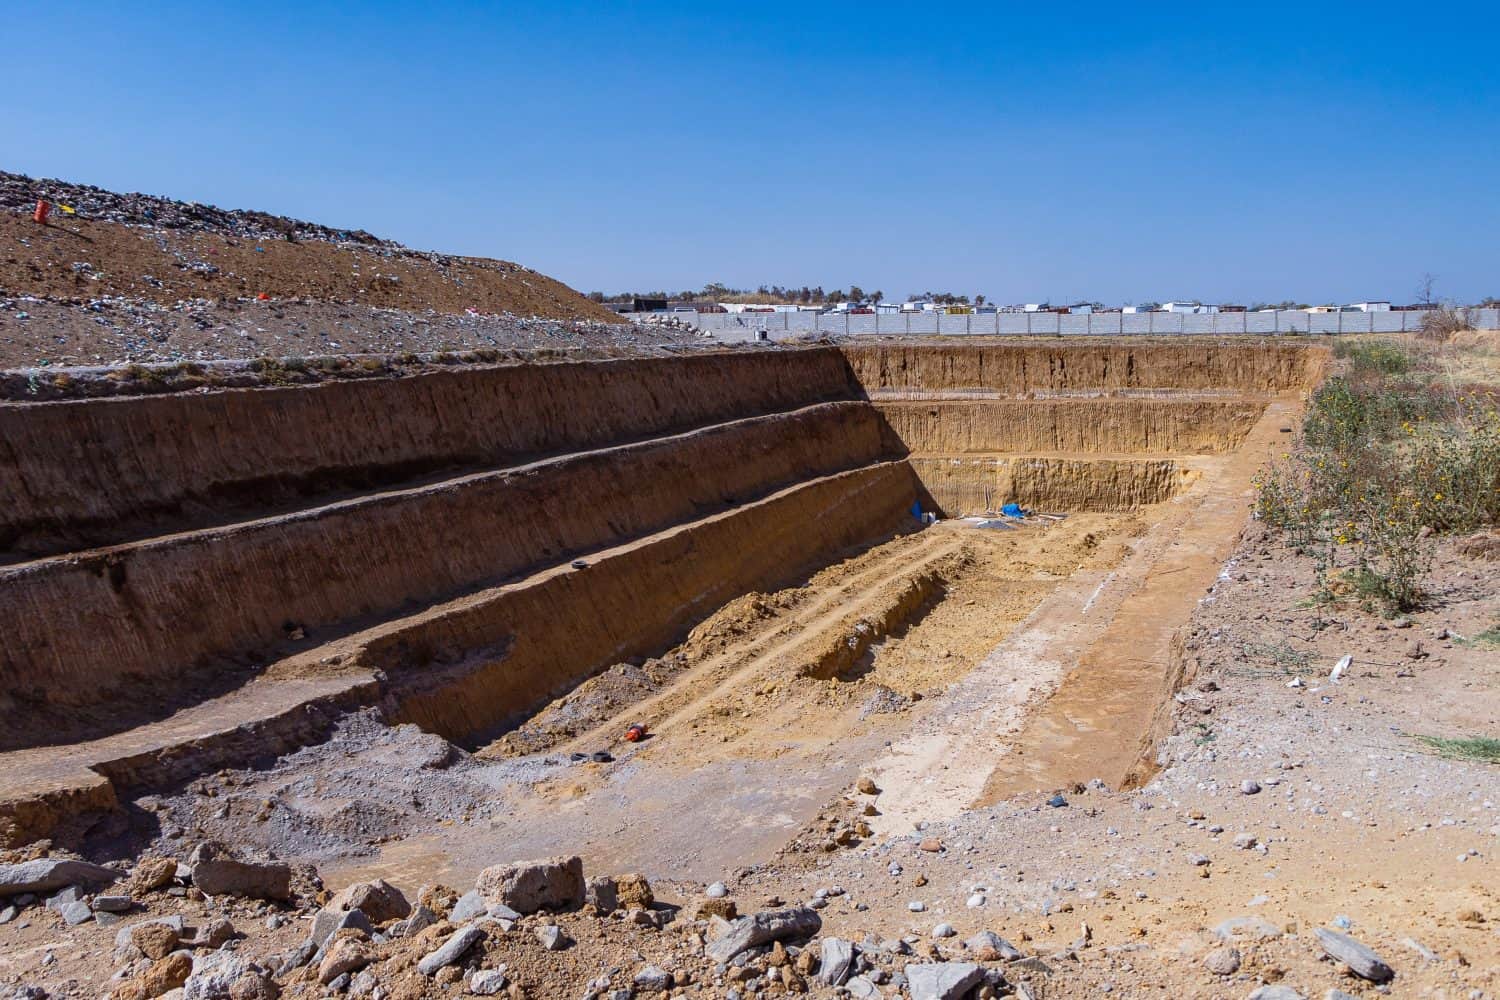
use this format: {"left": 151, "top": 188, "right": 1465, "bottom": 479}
{"left": 33, "top": 200, "right": 50, "bottom": 224}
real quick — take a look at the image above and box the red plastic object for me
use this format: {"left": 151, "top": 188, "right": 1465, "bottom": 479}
{"left": 256, "top": 292, "right": 270, "bottom": 301}
{"left": 33, "top": 200, "right": 50, "bottom": 224}
{"left": 624, "top": 723, "right": 647, "bottom": 743}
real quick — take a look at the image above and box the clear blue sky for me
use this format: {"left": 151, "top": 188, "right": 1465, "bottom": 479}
{"left": 6, "top": 2, "right": 1497, "bottom": 305}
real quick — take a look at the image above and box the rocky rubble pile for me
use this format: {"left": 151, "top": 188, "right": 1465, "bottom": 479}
{"left": 0, "top": 846, "right": 1103, "bottom": 1000}
{"left": 2, "top": 172, "right": 394, "bottom": 250}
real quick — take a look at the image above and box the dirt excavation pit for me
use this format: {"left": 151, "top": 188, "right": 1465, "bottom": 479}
{"left": 0, "top": 340, "right": 1321, "bottom": 870}
{"left": 18, "top": 337, "right": 1448, "bottom": 997}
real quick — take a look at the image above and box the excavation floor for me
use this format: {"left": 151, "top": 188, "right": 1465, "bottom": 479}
{"left": 144, "top": 510, "right": 1147, "bottom": 886}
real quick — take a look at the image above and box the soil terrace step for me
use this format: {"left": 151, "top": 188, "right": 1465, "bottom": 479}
{"left": 0, "top": 459, "right": 916, "bottom": 848}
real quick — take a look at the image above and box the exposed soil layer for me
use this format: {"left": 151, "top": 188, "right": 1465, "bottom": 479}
{"left": 1, "top": 176, "right": 619, "bottom": 322}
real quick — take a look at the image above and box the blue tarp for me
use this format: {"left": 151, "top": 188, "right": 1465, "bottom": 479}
{"left": 1001, "top": 502, "right": 1025, "bottom": 518}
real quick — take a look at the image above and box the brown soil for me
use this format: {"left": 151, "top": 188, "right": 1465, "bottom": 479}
{"left": 0, "top": 211, "right": 618, "bottom": 322}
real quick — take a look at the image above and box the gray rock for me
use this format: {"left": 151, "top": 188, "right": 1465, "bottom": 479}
{"left": 1214, "top": 916, "right": 1283, "bottom": 941}
{"left": 417, "top": 926, "right": 485, "bottom": 976}
{"left": 584, "top": 876, "right": 619, "bottom": 914}
{"left": 965, "top": 930, "right": 1022, "bottom": 961}
{"left": 634, "top": 965, "right": 672, "bottom": 992}
{"left": 705, "top": 882, "right": 728, "bottom": 899}
{"left": 450, "top": 890, "right": 489, "bottom": 923}
{"left": 190, "top": 857, "right": 291, "bottom": 901}
{"left": 816, "top": 938, "right": 853, "bottom": 986}
{"left": 705, "top": 906, "right": 822, "bottom": 963}
{"left": 45, "top": 887, "right": 81, "bottom": 911}
{"left": 59, "top": 900, "right": 93, "bottom": 926}
{"left": 0, "top": 905, "right": 17, "bottom": 924}
{"left": 1247, "top": 988, "right": 1304, "bottom": 1000}
{"left": 931, "top": 922, "right": 956, "bottom": 938}
{"left": 1325, "top": 992, "right": 1359, "bottom": 1000}
{"left": 1314, "top": 928, "right": 1394, "bottom": 983}
{"left": 906, "top": 962, "right": 984, "bottom": 1000}
{"left": 183, "top": 950, "right": 275, "bottom": 1000}
{"left": 535, "top": 924, "right": 567, "bottom": 951}
{"left": 469, "top": 970, "right": 507, "bottom": 996}
{"left": 0, "top": 859, "right": 119, "bottom": 897}
{"left": 93, "top": 895, "right": 134, "bottom": 913}
{"left": 475, "top": 856, "right": 584, "bottom": 914}
{"left": 1241, "top": 780, "right": 1262, "bottom": 795}
{"left": 389, "top": 904, "right": 439, "bottom": 939}
{"left": 330, "top": 880, "right": 410, "bottom": 923}
{"left": 1203, "top": 946, "right": 1241, "bottom": 975}
{"left": 311, "top": 907, "right": 374, "bottom": 949}
{"left": 844, "top": 976, "right": 879, "bottom": 999}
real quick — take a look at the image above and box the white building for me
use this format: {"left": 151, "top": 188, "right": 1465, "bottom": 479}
{"left": 1160, "top": 301, "right": 1220, "bottom": 314}
{"left": 1343, "top": 301, "right": 1392, "bottom": 312}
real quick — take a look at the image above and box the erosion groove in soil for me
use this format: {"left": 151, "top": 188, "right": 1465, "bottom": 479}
{"left": 0, "top": 339, "right": 1325, "bottom": 854}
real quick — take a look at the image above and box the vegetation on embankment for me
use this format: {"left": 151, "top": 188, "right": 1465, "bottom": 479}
{"left": 1254, "top": 335, "right": 1500, "bottom": 614}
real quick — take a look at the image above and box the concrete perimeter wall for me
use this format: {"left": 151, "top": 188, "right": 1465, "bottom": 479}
{"left": 696, "top": 307, "right": 1500, "bottom": 341}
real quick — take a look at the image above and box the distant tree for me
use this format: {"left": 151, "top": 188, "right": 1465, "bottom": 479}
{"left": 586, "top": 291, "right": 605, "bottom": 303}
{"left": 849, "top": 285, "right": 865, "bottom": 303}
{"left": 871, "top": 290, "right": 884, "bottom": 303}
{"left": 974, "top": 294, "right": 987, "bottom": 307}
{"left": 827, "top": 289, "right": 846, "bottom": 304}
{"left": 1417, "top": 272, "right": 1437, "bottom": 307}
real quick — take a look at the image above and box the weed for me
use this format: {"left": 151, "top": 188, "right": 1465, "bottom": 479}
{"left": 1242, "top": 639, "right": 1313, "bottom": 672}
{"left": 1456, "top": 622, "right": 1500, "bottom": 650}
{"left": 1413, "top": 734, "right": 1500, "bottom": 764}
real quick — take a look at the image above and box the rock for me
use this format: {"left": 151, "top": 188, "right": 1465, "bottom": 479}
{"left": 705, "top": 881, "right": 728, "bottom": 898}
{"left": 1203, "top": 946, "right": 1241, "bottom": 975}
{"left": 817, "top": 938, "right": 854, "bottom": 986}
{"left": 475, "top": 856, "right": 584, "bottom": 914}
{"left": 615, "top": 873, "right": 653, "bottom": 910}
{"left": 417, "top": 884, "right": 460, "bottom": 914}
{"left": 189, "top": 918, "right": 235, "bottom": 949}
{"left": 0, "top": 859, "right": 120, "bottom": 897}
{"left": 389, "top": 905, "right": 439, "bottom": 939}
{"left": 908, "top": 901, "right": 926, "bottom": 912}
{"left": 468, "top": 971, "right": 507, "bottom": 996}
{"left": 706, "top": 906, "right": 823, "bottom": 963}
{"left": 1241, "top": 780, "right": 1262, "bottom": 795}
{"left": 417, "top": 926, "right": 486, "bottom": 976}
{"left": 857, "top": 777, "right": 879, "bottom": 795}
{"left": 932, "top": 922, "right": 956, "bottom": 938}
{"left": 109, "top": 953, "right": 193, "bottom": 1000}
{"left": 1047, "top": 794, "right": 1068, "bottom": 808}
{"left": 906, "top": 961, "right": 984, "bottom": 1000}
{"left": 1214, "top": 916, "right": 1282, "bottom": 941}
{"left": 919, "top": 838, "right": 943, "bottom": 852}
{"left": 95, "top": 895, "right": 135, "bottom": 913}
{"left": 131, "top": 859, "right": 178, "bottom": 894}
{"left": 1233, "top": 833, "right": 1258, "bottom": 850}
{"left": 694, "top": 897, "right": 737, "bottom": 921}
{"left": 1247, "top": 988, "right": 1304, "bottom": 1000}
{"left": 965, "top": 931, "right": 1021, "bottom": 961}
{"left": 119, "top": 917, "right": 186, "bottom": 957}
{"left": 60, "top": 899, "right": 93, "bottom": 925}
{"left": 190, "top": 853, "right": 291, "bottom": 901}
{"left": 182, "top": 951, "right": 278, "bottom": 1000}
{"left": 535, "top": 924, "right": 567, "bottom": 951}
{"left": 311, "top": 907, "right": 374, "bottom": 948}
{"left": 1314, "top": 927, "right": 1394, "bottom": 983}
{"left": 0, "top": 905, "right": 15, "bottom": 924}
{"left": 966, "top": 893, "right": 986, "bottom": 908}
{"left": 331, "top": 880, "right": 410, "bottom": 923}
{"left": 845, "top": 976, "right": 879, "bottom": 999}
{"left": 450, "top": 890, "right": 489, "bottom": 923}
{"left": 318, "top": 939, "right": 376, "bottom": 985}
{"left": 1325, "top": 992, "right": 1359, "bottom": 1000}
{"left": 634, "top": 965, "right": 672, "bottom": 992}
{"left": 584, "top": 876, "right": 619, "bottom": 914}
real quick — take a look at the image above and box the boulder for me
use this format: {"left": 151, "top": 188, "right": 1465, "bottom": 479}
{"left": 417, "top": 926, "right": 486, "bottom": 976}
{"left": 475, "top": 856, "right": 584, "bottom": 914}
{"left": 585, "top": 876, "right": 618, "bottom": 914}
{"left": 190, "top": 857, "right": 291, "bottom": 901}
{"left": 615, "top": 873, "right": 653, "bottom": 911}
{"left": 816, "top": 938, "right": 854, "bottom": 986}
{"left": 906, "top": 962, "right": 984, "bottom": 1000}
{"left": 108, "top": 952, "right": 192, "bottom": 1000}
{"left": 94, "top": 895, "right": 135, "bottom": 913}
{"left": 318, "top": 939, "right": 376, "bottom": 985}
{"left": 1314, "top": 928, "right": 1394, "bottom": 983}
{"left": 0, "top": 859, "right": 119, "bottom": 897}
{"left": 706, "top": 906, "right": 823, "bottom": 963}
{"left": 130, "top": 858, "right": 178, "bottom": 894}
{"left": 331, "top": 880, "right": 410, "bottom": 924}
{"left": 189, "top": 918, "right": 236, "bottom": 949}
{"left": 468, "top": 971, "right": 507, "bottom": 996}
{"left": 310, "top": 907, "right": 373, "bottom": 949}
{"left": 1204, "top": 946, "right": 1242, "bottom": 976}
{"left": 965, "top": 930, "right": 1022, "bottom": 961}
{"left": 633, "top": 966, "right": 672, "bottom": 993}
{"left": 182, "top": 951, "right": 278, "bottom": 1000}
{"left": 132, "top": 922, "right": 185, "bottom": 960}
{"left": 450, "top": 890, "right": 488, "bottom": 923}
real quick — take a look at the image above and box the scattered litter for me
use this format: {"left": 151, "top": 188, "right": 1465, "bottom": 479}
{"left": 570, "top": 559, "right": 589, "bottom": 570}
{"left": 1329, "top": 654, "right": 1352, "bottom": 682}
{"left": 623, "top": 722, "right": 648, "bottom": 743}
{"left": 1287, "top": 677, "right": 1305, "bottom": 688}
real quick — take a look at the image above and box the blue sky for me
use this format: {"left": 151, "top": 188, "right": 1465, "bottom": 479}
{"left": 5, "top": 2, "right": 1497, "bottom": 304}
